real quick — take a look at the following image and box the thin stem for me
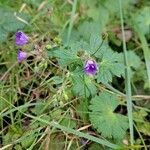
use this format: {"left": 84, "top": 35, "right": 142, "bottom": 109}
{"left": 91, "top": 39, "right": 104, "bottom": 56}
{"left": 83, "top": 75, "right": 87, "bottom": 99}
{"left": 103, "top": 83, "right": 125, "bottom": 97}
{"left": 119, "top": 0, "right": 134, "bottom": 145}
{"left": 134, "top": 123, "right": 147, "bottom": 150}
{"left": 67, "top": 0, "right": 77, "bottom": 45}
{"left": 0, "top": 62, "right": 18, "bottom": 81}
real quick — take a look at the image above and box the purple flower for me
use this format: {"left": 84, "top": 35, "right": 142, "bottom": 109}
{"left": 84, "top": 60, "right": 98, "bottom": 75}
{"left": 17, "top": 50, "right": 27, "bottom": 62}
{"left": 16, "top": 31, "right": 29, "bottom": 46}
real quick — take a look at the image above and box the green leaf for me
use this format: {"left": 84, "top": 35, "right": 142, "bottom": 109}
{"left": 137, "top": 122, "right": 150, "bottom": 136}
{"left": 0, "top": 8, "right": 28, "bottom": 42}
{"left": 97, "top": 49, "right": 125, "bottom": 83}
{"left": 71, "top": 34, "right": 105, "bottom": 56}
{"left": 87, "top": 5, "right": 109, "bottom": 29}
{"left": 3, "top": 13, "right": 28, "bottom": 32}
{"left": 118, "top": 51, "right": 142, "bottom": 69}
{"left": 89, "top": 92, "right": 128, "bottom": 139}
{"left": 102, "top": 0, "right": 132, "bottom": 14}
{"left": 131, "top": 6, "right": 150, "bottom": 35}
{"left": 133, "top": 64, "right": 147, "bottom": 83}
{"left": 72, "top": 75, "right": 97, "bottom": 98}
{"left": 118, "top": 51, "right": 142, "bottom": 79}
{"left": 0, "top": 27, "right": 8, "bottom": 42}
{"left": 133, "top": 110, "right": 150, "bottom": 136}
{"left": 133, "top": 109, "right": 147, "bottom": 122}
{"left": 126, "top": 51, "right": 141, "bottom": 69}
{"left": 89, "top": 34, "right": 105, "bottom": 56}
{"left": 78, "top": 21, "right": 102, "bottom": 41}
{"left": 53, "top": 48, "right": 80, "bottom": 67}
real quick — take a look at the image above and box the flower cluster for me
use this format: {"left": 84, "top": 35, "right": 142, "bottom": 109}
{"left": 15, "top": 31, "right": 28, "bottom": 62}
{"left": 15, "top": 31, "right": 98, "bottom": 76}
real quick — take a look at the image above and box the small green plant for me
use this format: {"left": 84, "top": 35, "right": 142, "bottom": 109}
{"left": 0, "top": 0, "right": 150, "bottom": 150}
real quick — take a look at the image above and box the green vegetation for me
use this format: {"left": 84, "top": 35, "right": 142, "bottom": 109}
{"left": 0, "top": 0, "right": 150, "bottom": 149}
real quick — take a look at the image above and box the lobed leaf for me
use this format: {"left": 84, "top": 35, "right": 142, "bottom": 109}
{"left": 96, "top": 49, "right": 125, "bottom": 83}
{"left": 72, "top": 75, "right": 97, "bottom": 98}
{"left": 131, "top": 6, "right": 150, "bottom": 35}
{"left": 89, "top": 92, "right": 128, "bottom": 139}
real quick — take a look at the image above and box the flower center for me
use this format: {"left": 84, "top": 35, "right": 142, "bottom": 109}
{"left": 89, "top": 64, "right": 96, "bottom": 70}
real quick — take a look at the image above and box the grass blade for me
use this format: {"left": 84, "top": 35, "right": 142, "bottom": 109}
{"left": 119, "top": 0, "right": 134, "bottom": 145}
{"left": 67, "top": 0, "right": 77, "bottom": 44}
{"left": 137, "top": 31, "right": 150, "bottom": 88}
{"left": 24, "top": 113, "right": 122, "bottom": 149}
{"left": 0, "top": 95, "right": 121, "bottom": 149}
